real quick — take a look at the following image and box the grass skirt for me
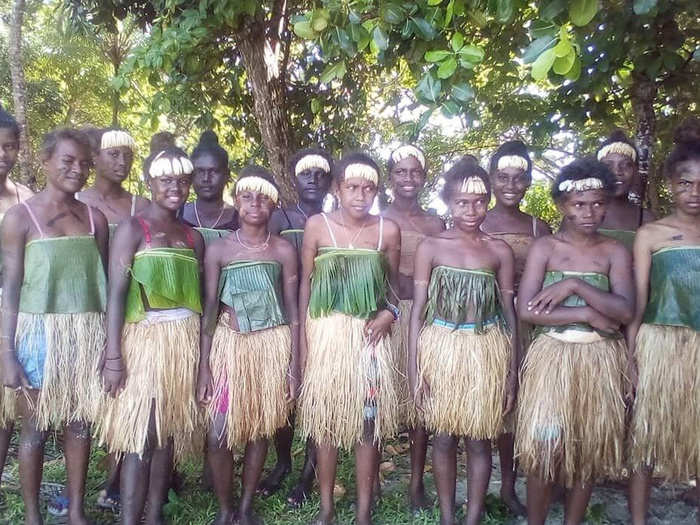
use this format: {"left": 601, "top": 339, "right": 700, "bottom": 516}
{"left": 299, "top": 312, "right": 398, "bottom": 449}
{"left": 16, "top": 312, "right": 104, "bottom": 430}
{"left": 0, "top": 388, "right": 15, "bottom": 428}
{"left": 208, "top": 312, "right": 292, "bottom": 447}
{"left": 418, "top": 322, "right": 510, "bottom": 439}
{"left": 515, "top": 333, "right": 626, "bottom": 487}
{"left": 97, "top": 312, "right": 200, "bottom": 460}
{"left": 392, "top": 300, "right": 421, "bottom": 428}
{"left": 629, "top": 324, "right": 699, "bottom": 481}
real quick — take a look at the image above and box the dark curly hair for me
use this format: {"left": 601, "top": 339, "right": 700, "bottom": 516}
{"left": 551, "top": 158, "right": 616, "bottom": 201}
{"left": 39, "top": 128, "right": 92, "bottom": 163}
{"left": 0, "top": 108, "right": 20, "bottom": 140}
{"left": 441, "top": 156, "right": 490, "bottom": 202}
{"left": 596, "top": 130, "right": 639, "bottom": 167}
{"left": 489, "top": 140, "right": 532, "bottom": 178}
{"left": 664, "top": 118, "right": 700, "bottom": 179}
{"left": 191, "top": 130, "right": 229, "bottom": 172}
{"left": 333, "top": 152, "right": 380, "bottom": 183}
{"left": 289, "top": 147, "right": 333, "bottom": 177}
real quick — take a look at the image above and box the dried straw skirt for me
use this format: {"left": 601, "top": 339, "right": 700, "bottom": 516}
{"left": 299, "top": 312, "right": 398, "bottom": 450}
{"left": 418, "top": 322, "right": 510, "bottom": 439}
{"left": 208, "top": 312, "right": 292, "bottom": 447}
{"left": 15, "top": 312, "right": 104, "bottom": 430}
{"left": 629, "top": 323, "right": 700, "bottom": 481}
{"left": 515, "top": 332, "right": 626, "bottom": 487}
{"left": 0, "top": 387, "right": 14, "bottom": 428}
{"left": 98, "top": 311, "right": 200, "bottom": 460}
{"left": 392, "top": 299, "right": 421, "bottom": 428}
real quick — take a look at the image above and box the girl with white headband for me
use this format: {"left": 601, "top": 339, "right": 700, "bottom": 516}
{"left": 98, "top": 145, "right": 204, "bottom": 525}
{"left": 516, "top": 158, "right": 634, "bottom": 524}
{"left": 262, "top": 147, "right": 333, "bottom": 507}
{"left": 595, "top": 130, "right": 654, "bottom": 248}
{"left": 408, "top": 157, "right": 517, "bottom": 525}
{"left": 196, "top": 166, "right": 299, "bottom": 525}
{"left": 297, "top": 152, "right": 401, "bottom": 525}
{"left": 381, "top": 143, "right": 443, "bottom": 512}
{"left": 77, "top": 127, "right": 149, "bottom": 235}
{"left": 481, "top": 139, "right": 550, "bottom": 517}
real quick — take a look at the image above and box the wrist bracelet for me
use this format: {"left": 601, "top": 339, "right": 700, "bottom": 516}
{"left": 385, "top": 302, "right": 400, "bottom": 322}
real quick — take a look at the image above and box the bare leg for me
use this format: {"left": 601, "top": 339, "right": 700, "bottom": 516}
{"left": 18, "top": 392, "right": 48, "bottom": 525}
{"left": 629, "top": 468, "right": 652, "bottom": 525}
{"left": 63, "top": 421, "right": 91, "bottom": 525}
{"left": 312, "top": 443, "right": 338, "bottom": 525}
{"left": 143, "top": 439, "right": 174, "bottom": 525}
{"left": 208, "top": 414, "right": 236, "bottom": 525}
{"left": 258, "top": 415, "right": 293, "bottom": 497}
{"left": 239, "top": 439, "right": 269, "bottom": 525}
{"left": 432, "top": 433, "right": 458, "bottom": 525}
{"left": 464, "top": 438, "right": 491, "bottom": 525}
{"left": 408, "top": 425, "right": 430, "bottom": 511}
{"left": 104, "top": 454, "right": 122, "bottom": 497}
{"left": 287, "top": 438, "right": 317, "bottom": 508}
{"left": 526, "top": 474, "right": 553, "bottom": 525}
{"left": 0, "top": 423, "right": 14, "bottom": 487}
{"left": 563, "top": 482, "right": 594, "bottom": 525}
{"left": 497, "top": 432, "right": 526, "bottom": 516}
{"left": 355, "top": 421, "right": 379, "bottom": 525}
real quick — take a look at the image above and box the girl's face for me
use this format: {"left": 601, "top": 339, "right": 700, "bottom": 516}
{"left": 296, "top": 167, "right": 332, "bottom": 204}
{"left": 44, "top": 139, "right": 91, "bottom": 194}
{"left": 491, "top": 166, "right": 530, "bottom": 208}
{"left": 600, "top": 152, "right": 637, "bottom": 198}
{"left": 193, "top": 152, "right": 229, "bottom": 201}
{"left": 389, "top": 156, "right": 425, "bottom": 200}
{"left": 235, "top": 188, "right": 276, "bottom": 226}
{"left": 148, "top": 171, "right": 192, "bottom": 211}
{"left": 557, "top": 188, "right": 608, "bottom": 234}
{"left": 448, "top": 187, "right": 489, "bottom": 233}
{"left": 0, "top": 128, "right": 19, "bottom": 178}
{"left": 670, "top": 159, "right": 700, "bottom": 216}
{"left": 337, "top": 176, "right": 377, "bottom": 220}
{"left": 94, "top": 146, "right": 134, "bottom": 184}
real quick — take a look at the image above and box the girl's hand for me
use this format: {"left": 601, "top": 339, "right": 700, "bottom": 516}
{"left": 1, "top": 354, "right": 30, "bottom": 391}
{"left": 413, "top": 377, "right": 430, "bottom": 412}
{"left": 286, "top": 365, "right": 300, "bottom": 402}
{"left": 587, "top": 309, "right": 620, "bottom": 334}
{"left": 527, "top": 278, "right": 577, "bottom": 315}
{"left": 364, "top": 309, "right": 395, "bottom": 346}
{"left": 196, "top": 364, "right": 213, "bottom": 405}
{"left": 503, "top": 370, "right": 518, "bottom": 416}
{"left": 101, "top": 357, "right": 126, "bottom": 398}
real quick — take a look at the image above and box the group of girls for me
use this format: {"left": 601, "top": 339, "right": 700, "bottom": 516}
{"left": 0, "top": 103, "right": 696, "bottom": 525}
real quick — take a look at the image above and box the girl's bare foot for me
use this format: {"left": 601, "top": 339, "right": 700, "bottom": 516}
{"left": 308, "top": 508, "right": 335, "bottom": 525}
{"left": 287, "top": 481, "right": 313, "bottom": 508}
{"left": 212, "top": 509, "right": 236, "bottom": 525}
{"left": 258, "top": 462, "right": 291, "bottom": 497}
{"left": 410, "top": 482, "right": 432, "bottom": 513}
{"left": 500, "top": 488, "right": 527, "bottom": 516}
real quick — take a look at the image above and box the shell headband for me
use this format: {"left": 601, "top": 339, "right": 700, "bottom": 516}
{"left": 459, "top": 176, "right": 488, "bottom": 195}
{"left": 344, "top": 163, "right": 379, "bottom": 185}
{"left": 101, "top": 130, "right": 136, "bottom": 151}
{"left": 235, "top": 176, "right": 279, "bottom": 204}
{"left": 597, "top": 142, "right": 637, "bottom": 162}
{"left": 149, "top": 152, "right": 194, "bottom": 178}
{"left": 390, "top": 145, "right": 426, "bottom": 169}
{"left": 295, "top": 154, "right": 330, "bottom": 176}
{"left": 497, "top": 155, "right": 529, "bottom": 172}
{"left": 558, "top": 177, "right": 605, "bottom": 193}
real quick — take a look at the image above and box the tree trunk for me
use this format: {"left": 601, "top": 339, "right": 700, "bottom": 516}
{"left": 235, "top": 18, "right": 296, "bottom": 203}
{"left": 631, "top": 73, "right": 658, "bottom": 216}
{"left": 8, "top": 0, "right": 34, "bottom": 186}
{"left": 111, "top": 62, "right": 120, "bottom": 127}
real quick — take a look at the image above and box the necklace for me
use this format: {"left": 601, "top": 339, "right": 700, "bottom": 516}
{"left": 296, "top": 203, "right": 309, "bottom": 220}
{"left": 235, "top": 229, "right": 271, "bottom": 251}
{"left": 339, "top": 208, "right": 368, "bottom": 249}
{"left": 194, "top": 200, "right": 226, "bottom": 229}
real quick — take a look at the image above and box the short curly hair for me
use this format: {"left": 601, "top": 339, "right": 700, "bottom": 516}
{"left": 0, "top": 108, "right": 20, "bottom": 140}
{"left": 440, "top": 156, "right": 490, "bottom": 202}
{"left": 551, "top": 158, "right": 616, "bottom": 201}
{"left": 489, "top": 140, "right": 532, "bottom": 178}
{"left": 39, "top": 128, "right": 92, "bottom": 163}
{"left": 664, "top": 118, "right": 700, "bottom": 179}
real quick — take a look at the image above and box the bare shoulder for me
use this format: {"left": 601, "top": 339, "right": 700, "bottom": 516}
{"left": 381, "top": 216, "right": 401, "bottom": 238}
{"left": 271, "top": 233, "right": 296, "bottom": 258}
{"left": 423, "top": 212, "right": 445, "bottom": 233}
{"left": 2, "top": 201, "right": 31, "bottom": 235}
{"left": 485, "top": 235, "right": 514, "bottom": 257}
{"left": 134, "top": 195, "right": 150, "bottom": 211}
{"left": 91, "top": 206, "right": 109, "bottom": 228}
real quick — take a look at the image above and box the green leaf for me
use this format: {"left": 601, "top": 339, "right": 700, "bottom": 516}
{"left": 553, "top": 49, "right": 576, "bottom": 74}
{"left": 531, "top": 20, "right": 558, "bottom": 39}
{"left": 531, "top": 47, "right": 556, "bottom": 80}
{"left": 293, "top": 21, "right": 317, "bottom": 39}
{"left": 565, "top": 55, "right": 581, "bottom": 80}
{"left": 411, "top": 17, "right": 438, "bottom": 40}
{"left": 451, "top": 32, "right": 464, "bottom": 52}
{"left": 372, "top": 26, "right": 390, "bottom": 51}
{"left": 452, "top": 83, "right": 475, "bottom": 101}
{"left": 540, "top": 0, "right": 566, "bottom": 20}
{"left": 468, "top": 9, "right": 488, "bottom": 26}
{"left": 425, "top": 49, "right": 453, "bottom": 62}
{"left": 458, "top": 44, "right": 485, "bottom": 63}
{"left": 348, "top": 9, "right": 361, "bottom": 24}
{"left": 311, "top": 9, "right": 330, "bottom": 32}
{"left": 382, "top": 3, "right": 406, "bottom": 25}
{"left": 416, "top": 72, "right": 442, "bottom": 103}
{"left": 444, "top": 0, "right": 455, "bottom": 27}
{"left": 569, "top": 0, "right": 598, "bottom": 26}
{"left": 428, "top": 0, "right": 443, "bottom": 5}
{"left": 320, "top": 60, "right": 346, "bottom": 83}
{"left": 693, "top": 47, "right": 700, "bottom": 62}
{"left": 633, "top": 0, "right": 657, "bottom": 15}
{"left": 437, "top": 56, "right": 458, "bottom": 78}
{"left": 441, "top": 99, "right": 460, "bottom": 117}
{"left": 553, "top": 38, "right": 572, "bottom": 57}
{"left": 522, "top": 36, "right": 556, "bottom": 64}
{"left": 496, "top": 0, "right": 514, "bottom": 23}
{"left": 310, "top": 98, "right": 321, "bottom": 114}
{"left": 415, "top": 108, "right": 435, "bottom": 133}
{"left": 336, "top": 28, "right": 356, "bottom": 57}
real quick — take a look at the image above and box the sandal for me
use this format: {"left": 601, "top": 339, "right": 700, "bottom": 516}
{"left": 47, "top": 494, "right": 69, "bottom": 517}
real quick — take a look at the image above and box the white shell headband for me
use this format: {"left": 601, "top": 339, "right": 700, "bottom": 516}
{"left": 597, "top": 142, "right": 637, "bottom": 162}
{"left": 235, "top": 176, "right": 279, "bottom": 204}
{"left": 558, "top": 177, "right": 605, "bottom": 193}
{"left": 459, "top": 176, "right": 488, "bottom": 195}
{"left": 149, "top": 151, "right": 194, "bottom": 178}
{"left": 390, "top": 145, "right": 426, "bottom": 169}
{"left": 295, "top": 154, "right": 330, "bottom": 176}
{"left": 101, "top": 130, "right": 136, "bottom": 151}
{"left": 497, "top": 155, "right": 529, "bottom": 172}
{"left": 344, "top": 163, "right": 379, "bottom": 185}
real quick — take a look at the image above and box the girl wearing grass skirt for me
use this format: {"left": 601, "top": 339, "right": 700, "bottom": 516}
{"left": 197, "top": 166, "right": 299, "bottom": 525}
{"left": 298, "top": 152, "right": 401, "bottom": 525}
{"left": 481, "top": 140, "right": 551, "bottom": 517}
{"left": 627, "top": 120, "right": 700, "bottom": 524}
{"left": 382, "top": 144, "right": 444, "bottom": 512}
{"left": 516, "top": 158, "right": 634, "bottom": 525}
{"left": 409, "top": 158, "right": 518, "bottom": 525}
{"left": 99, "top": 146, "right": 204, "bottom": 525}
{"left": 1, "top": 128, "right": 109, "bottom": 525}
